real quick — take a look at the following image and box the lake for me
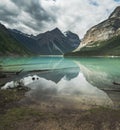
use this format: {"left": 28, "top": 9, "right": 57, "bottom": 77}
{"left": 0, "top": 57, "right": 120, "bottom": 109}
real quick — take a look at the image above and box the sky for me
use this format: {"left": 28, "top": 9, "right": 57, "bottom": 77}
{"left": 0, "top": 0, "right": 120, "bottom": 38}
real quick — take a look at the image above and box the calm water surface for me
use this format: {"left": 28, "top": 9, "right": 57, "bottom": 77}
{"left": 0, "top": 57, "right": 120, "bottom": 108}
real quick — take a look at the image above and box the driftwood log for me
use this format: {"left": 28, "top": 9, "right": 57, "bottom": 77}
{"left": 113, "top": 81, "right": 120, "bottom": 85}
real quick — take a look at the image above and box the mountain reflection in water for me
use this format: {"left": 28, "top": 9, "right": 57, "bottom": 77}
{"left": 1, "top": 57, "right": 120, "bottom": 108}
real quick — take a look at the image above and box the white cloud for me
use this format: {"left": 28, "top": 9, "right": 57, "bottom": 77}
{"left": 41, "top": 0, "right": 120, "bottom": 38}
{"left": 0, "top": 0, "right": 120, "bottom": 38}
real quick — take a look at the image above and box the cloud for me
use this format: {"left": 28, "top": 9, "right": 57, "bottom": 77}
{"left": 0, "top": 0, "right": 120, "bottom": 37}
{"left": 0, "top": 0, "right": 19, "bottom": 24}
{"left": 2, "top": 73, "right": 112, "bottom": 106}
{"left": 11, "top": 0, "right": 56, "bottom": 33}
{"left": 11, "top": 0, "right": 56, "bottom": 22}
{"left": 22, "top": 73, "right": 112, "bottom": 106}
{"left": 114, "top": 0, "right": 120, "bottom": 2}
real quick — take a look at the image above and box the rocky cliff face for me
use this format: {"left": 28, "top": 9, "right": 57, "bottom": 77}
{"left": 75, "top": 6, "right": 120, "bottom": 51}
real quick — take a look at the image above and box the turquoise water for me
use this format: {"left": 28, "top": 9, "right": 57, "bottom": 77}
{"left": 0, "top": 57, "right": 120, "bottom": 108}
{"left": 0, "top": 57, "right": 120, "bottom": 88}
{"left": 0, "top": 57, "right": 78, "bottom": 71}
{"left": 0, "top": 57, "right": 120, "bottom": 73}
{"left": 1, "top": 57, "right": 120, "bottom": 86}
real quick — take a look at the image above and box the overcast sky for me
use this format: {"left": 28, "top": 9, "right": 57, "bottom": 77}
{"left": 0, "top": 0, "right": 120, "bottom": 38}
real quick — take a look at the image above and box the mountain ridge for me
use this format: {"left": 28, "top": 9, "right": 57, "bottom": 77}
{"left": 9, "top": 27, "right": 80, "bottom": 55}
{"left": 66, "top": 6, "right": 120, "bottom": 56}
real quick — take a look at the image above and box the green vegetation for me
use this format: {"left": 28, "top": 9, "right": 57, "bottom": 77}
{"left": 0, "top": 26, "right": 31, "bottom": 56}
{"left": 65, "top": 35, "right": 120, "bottom": 56}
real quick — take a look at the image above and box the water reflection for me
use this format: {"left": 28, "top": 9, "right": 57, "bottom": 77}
{"left": 0, "top": 57, "right": 78, "bottom": 72}
{"left": 25, "top": 72, "right": 113, "bottom": 107}
{"left": 23, "top": 62, "right": 112, "bottom": 107}
{"left": 75, "top": 59, "right": 120, "bottom": 90}
{"left": 75, "top": 60, "right": 120, "bottom": 108}
{"left": 1, "top": 57, "right": 120, "bottom": 108}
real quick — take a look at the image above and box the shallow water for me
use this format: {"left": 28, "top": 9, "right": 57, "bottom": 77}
{"left": 0, "top": 57, "right": 120, "bottom": 108}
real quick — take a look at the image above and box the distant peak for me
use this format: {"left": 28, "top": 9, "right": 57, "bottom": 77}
{"left": 64, "top": 31, "right": 74, "bottom": 35}
{"left": 51, "top": 27, "right": 61, "bottom": 33}
{"left": 109, "top": 6, "right": 120, "bottom": 18}
{"left": 64, "top": 30, "right": 80, "bottom": 37}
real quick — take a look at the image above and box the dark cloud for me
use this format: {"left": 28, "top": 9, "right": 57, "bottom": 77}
{"left": 0, "top": 0, "right": 56, "bottom": 33}
{"left": 0, "top": 5, "right": 19, "bottom": 24}
{"left": 12, "top": 0, "right": 55, "bottom": 21}
{"left": 0, "top": 0, "right": 120, "bottom": 36}
{"left": 11, "top": 0, "right": 56, "bottom": 31}
{"left": 22, "top": 20, "right": 45, "bottom": 32}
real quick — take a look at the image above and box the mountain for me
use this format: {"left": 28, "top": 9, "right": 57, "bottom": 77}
{"left": 9, "top": 29, "right": 40, "bottom": 54}
{"left": 0, "top": 23, "right": 30, "bottom": 56}
{"left": 9, "top": 28, "right": 80, "bottom": 55}
{"left": 66, "top": 6, "right": 120, "bottom": 56}
{"left": 64, "top": 31, "right": 81, "bottom": 48}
